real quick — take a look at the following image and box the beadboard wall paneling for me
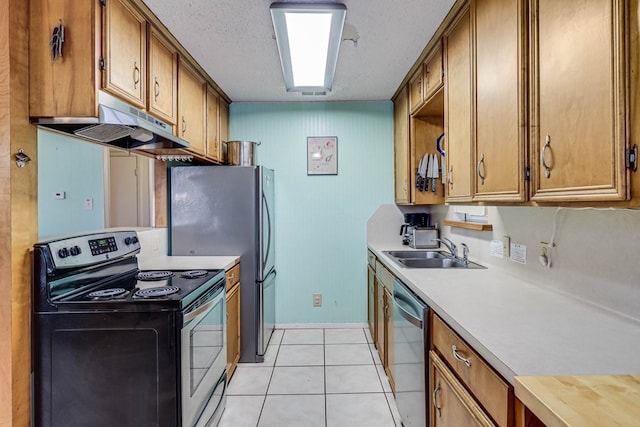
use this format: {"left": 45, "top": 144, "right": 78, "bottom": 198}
{"left": 230, "top": 102, "right": 394, "bottom": 323}
{"left": 38, "top": 130, "right": 105, "bottom": 239}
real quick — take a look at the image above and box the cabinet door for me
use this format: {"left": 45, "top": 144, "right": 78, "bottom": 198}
{"left": 30, "top": 0, "right": 100, "bottom": 117}
{"left": 226, "top": 283, "right": 241, "bottom": 380}
{"left": 219, "top": 97, "right": 230, "bottom": 152}
{"left": 409, "top": 67, "right": 425, "bottom": 114}
{"left": 430, "top": 352, "right": 495, "bottom": 427}
{"left": 530, "top": 0, "right": 627, "bottom": 201}
{"left": 384, "top": 287, "right": 395, "bottom": 393}
{"left": 424, "top": 47, "right": 444, "bottom": 101}
{"left": 376, "top": 279, "right": 385, "bottom": 365}
{"left": 103, "top": 0, "right": 146, "bottom": 108}
{"left": 367, "top": 264, "right": 377, "bottom": 342}
{"left": 473, "top": 0, "right": 527, "bottom": 202}
{"left": 444, "top": 7, "right": 473, "bottom": 202}
{"left": 206, "top": 86, "right": 221, "bottom": 162}
{"left": 178, "top": 59, "right": 207, "bottom": 155}
{"left": 394, "top": 86, "right": 411, "bottom": 204}
{"left": 148, "top": 27, "right": 177, "bottom": 125}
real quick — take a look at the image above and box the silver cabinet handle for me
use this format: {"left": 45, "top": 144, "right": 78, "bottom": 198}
{"left": 541, "top": 135, "right": 552, "bottom": 178}
{"left": 452, "top": 345, "right": 471, "bottom": 367}
{"left": 181, "top": 116, "right": 187, "bottom": 136}
{"left": 154, "top": 77, "right": 160, "bottom": 100}
{"left": 432, "top": 380, "right": 442, "bottom": 417}
{"left": 133, "top": 61, "right": 140, "bottom": 89}
{"left": 477, "top": 152, "right": 486, "bottom": 185}
{"left": 448, "top": 165, "right": 454, "bottom": 189}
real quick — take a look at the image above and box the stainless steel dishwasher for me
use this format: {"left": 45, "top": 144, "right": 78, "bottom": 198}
{"left": 393, "top": 278, "right": 429, "bottom": 426}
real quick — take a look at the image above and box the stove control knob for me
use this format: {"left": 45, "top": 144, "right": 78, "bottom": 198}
{"left": 70, "top": 245, "right": 81, "bottom": 256}
{"left": 124, "top": 236, "right": 139, "bottom": 245}
{"left": 58, "top": 247, "right": 69, "bottom": 258}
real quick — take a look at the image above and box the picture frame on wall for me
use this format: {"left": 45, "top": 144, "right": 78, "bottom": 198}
{"left": 307, "top": 136, "right": 338, "bottom": 175}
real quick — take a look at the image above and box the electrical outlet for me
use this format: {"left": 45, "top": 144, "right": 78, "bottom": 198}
{"left": 539, "top": 242, "right": 551, "bottom": 268}
{"left": 313, "top": 293, "right": 322, "bottom": 307}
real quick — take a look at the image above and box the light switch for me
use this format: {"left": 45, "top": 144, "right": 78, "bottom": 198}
{"left": 84, "top": 198, "right": 93, "bottom": 210}
{"left": 53, "top": 191, "right": 66, "bottom": 200}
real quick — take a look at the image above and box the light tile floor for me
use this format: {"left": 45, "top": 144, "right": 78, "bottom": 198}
{"left": 219, "top": 327, "right": 401, "bottom": 427}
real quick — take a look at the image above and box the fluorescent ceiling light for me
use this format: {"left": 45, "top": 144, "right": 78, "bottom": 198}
{"left": 270, "top": 2, "right": 346, "bottom": 93}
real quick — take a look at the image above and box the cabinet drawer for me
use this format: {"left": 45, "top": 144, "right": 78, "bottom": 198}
{"left": 432, "top": 314, "right": 512, "bottom": 426}
{"left": 226, "top": 263, "right": 240, "bottom": 291}
{"left": 430, "top": 351, "right": 495, "bottom": 427}
{"left": 375, "top": 260, "right": 395, "bottom": 291}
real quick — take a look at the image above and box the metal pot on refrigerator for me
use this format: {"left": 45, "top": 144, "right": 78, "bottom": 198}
{"left": 227, "top": 141, "right": 260, "bottom": 166}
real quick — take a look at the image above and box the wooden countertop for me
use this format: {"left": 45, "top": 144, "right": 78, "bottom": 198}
{"left": 515, "top": 375, "right": 640, "bottom": 427}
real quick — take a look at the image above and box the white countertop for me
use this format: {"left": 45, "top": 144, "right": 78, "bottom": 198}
{"left": 138, "top": 255, "right": 239, "bottom": 272}
{"left": 367, "top": 238, "right": 640, "bottom": 385}
{"left": 133, "top": 228, "right": 239, "bottom": 272}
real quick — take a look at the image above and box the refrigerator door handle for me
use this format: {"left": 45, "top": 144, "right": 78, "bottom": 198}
{"left": 262, "top": 193, "right": 273, "bottom": 270}
{"left": 257, "top": 268, "right": 277, "bottom": 284}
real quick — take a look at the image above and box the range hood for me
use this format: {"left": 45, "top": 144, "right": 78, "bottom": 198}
{"left": 32, "top": 90, "right": 190, "bottom": 151}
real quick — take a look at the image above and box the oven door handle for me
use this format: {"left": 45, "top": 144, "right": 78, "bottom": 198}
{"left": 184, "top": 291, "right": 224, "bottom": 325}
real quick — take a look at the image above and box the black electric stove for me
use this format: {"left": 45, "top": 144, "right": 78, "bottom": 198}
{"left": 32, "top": 230, "right": 228, "bottom": 427}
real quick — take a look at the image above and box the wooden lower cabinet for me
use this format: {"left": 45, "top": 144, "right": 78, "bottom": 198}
{"left": 367, "top": 263, "right": 377, "bottom": 342}
{"left": 432, "top": 313, "right": 513, "bottom": 426}
{"left": 430, "top": 351, "right": 495, "bottom": 427}
{"left": 384, "top": 287, "right": 395, "bottom": 392}
{"left": 376, "top": 278, "right": 386, "bottom": 366}
{"left": 226, "top": 263, "right": 241, "bottom": 380}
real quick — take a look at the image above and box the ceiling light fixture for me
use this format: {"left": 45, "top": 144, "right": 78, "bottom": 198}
{"left": 270, "top": 2, "right": 347, "bottom": 94}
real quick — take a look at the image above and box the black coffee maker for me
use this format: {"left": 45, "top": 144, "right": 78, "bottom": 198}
{"left": 400, "top": 213, "right": 431, "bottom": 245}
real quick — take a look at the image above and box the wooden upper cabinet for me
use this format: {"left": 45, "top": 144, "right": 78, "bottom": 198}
{"left": 394, "top": 86, "right": 411, "bottom": 204}
{"left": 148, "top": 27, "right": 177, "bottom": 125}
{"left": 530, "top": 0, "right": 628, "bottom": 202}
{"left": 409, "top": 48, "right": 444, "bottom": 116}
{"left": 219, "top": 97, "right": 230, "bottom": 152}
{"left": 473, "top": 0, "right": 527, "bottom": 202}
{"left": 444, "top": 6, "right": 473, "bottom": 202}
{"left": 29, "top": 0, "right": 101, "bottom": 117}
{"left": 178, "top": 58, "right": 207, "bottom": 155}
{"left": 206, "top": 86, "right": 222, "bottom": 162}
{"left": 103, "top": 0, "right": 147, "bottom": 108}
{"left": 424, "top": 47, "right": 444, "bottom": 101}
{"left": 409, "top": 67, "right": 425, "bottom": 114}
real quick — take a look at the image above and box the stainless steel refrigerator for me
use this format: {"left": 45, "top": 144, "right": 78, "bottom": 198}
{"left": 169, "top": 165, "right": 276, "bottom": 363}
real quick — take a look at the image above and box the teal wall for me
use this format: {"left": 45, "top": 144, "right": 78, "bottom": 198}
{"left": 38, "top": 129, "right": 105, "bottom": 239}
{"left": 230, "top": 102, "right": 394, "bottom": 324}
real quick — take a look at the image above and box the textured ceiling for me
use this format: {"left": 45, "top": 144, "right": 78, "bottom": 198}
{"left": 141, "top": 0, "right": 456, "bottom": 102}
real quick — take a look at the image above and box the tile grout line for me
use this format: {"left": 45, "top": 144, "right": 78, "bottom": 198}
{"left": 323, "top": 328, "right": 328, "bottom": 427}
{"left": 255, "top": 332, "right": 282, "bottom": 427}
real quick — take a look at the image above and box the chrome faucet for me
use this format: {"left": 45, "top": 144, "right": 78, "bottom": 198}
{"left": 434, "top": 238, "right": 458, "bottom": 258}
{"left": 460, "top": 243, "right": 469, "bottom": 265}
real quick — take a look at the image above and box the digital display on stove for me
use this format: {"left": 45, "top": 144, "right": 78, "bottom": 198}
{"left": 88, "top": 237, "right": 118, "bottom": 256}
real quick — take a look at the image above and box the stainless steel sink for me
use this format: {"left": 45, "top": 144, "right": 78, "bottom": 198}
{"left": 384, "top": 250, "right": 448, "bottom": 260}
{"left": 382, "top": 250, "right": 486, "bottom": 269}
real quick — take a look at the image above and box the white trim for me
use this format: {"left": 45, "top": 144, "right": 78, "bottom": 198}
{"left": 275, "top": 322, "right": 368, "bottom": 329}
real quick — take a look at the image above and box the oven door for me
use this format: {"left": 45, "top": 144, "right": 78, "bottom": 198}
{"left": 181, "top": 281, "right": 227, "bottom": 427}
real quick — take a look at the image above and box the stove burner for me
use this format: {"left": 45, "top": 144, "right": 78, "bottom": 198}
{"left": 87, "top": 288, "right": 127, "bottom": 299}
{"left": 136, "top": 271, "right": 173, "bottom": 281}
{"left": 182, "top": 270, "right": 208, "bottom": 279}
{"left": 134, "top": 286, "right": 180, "bottom": 298}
